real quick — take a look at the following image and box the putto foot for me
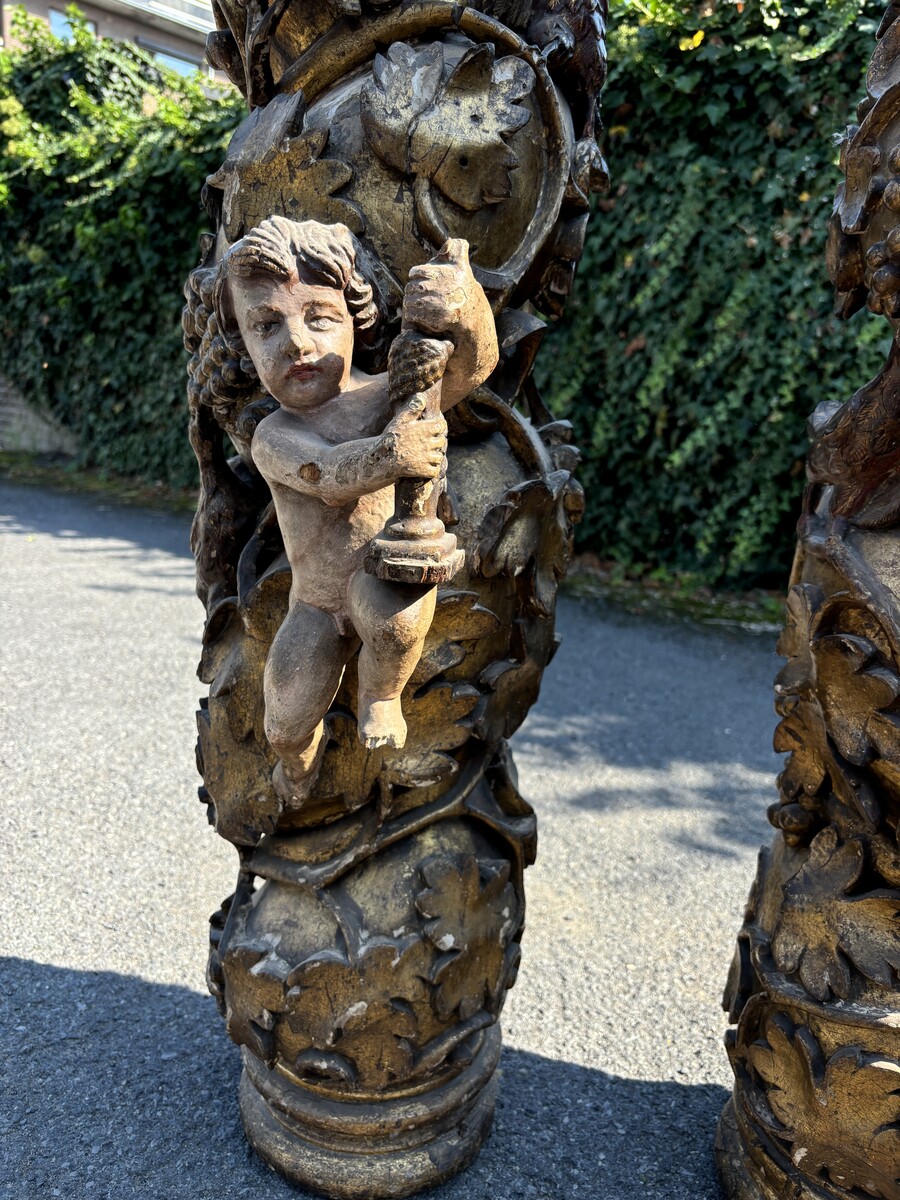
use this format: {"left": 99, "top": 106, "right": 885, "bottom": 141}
{"left": 272, "top": 749, "right": 324, "bottom": 809}
{"left": 358, "top": 697, "right": 407, "bottom": 749}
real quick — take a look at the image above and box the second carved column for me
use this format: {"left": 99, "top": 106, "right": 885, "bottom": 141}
{"left": 717, "top": 7, "right": 900, "bottom": 1198}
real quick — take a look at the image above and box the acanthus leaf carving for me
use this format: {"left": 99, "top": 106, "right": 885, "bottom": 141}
{"left": 746, "top": 1015, "right": 900, "bottom": 1199}
{"left": 416, "top": 853, "right": 521, "bottom": 1022}
{"left": 771, "top": 827, "right": 900, "bottom": 1002}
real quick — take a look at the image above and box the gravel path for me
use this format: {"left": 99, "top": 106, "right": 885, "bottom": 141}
{"left": 0, "top": 480, "right": 779, "bottom": 1200}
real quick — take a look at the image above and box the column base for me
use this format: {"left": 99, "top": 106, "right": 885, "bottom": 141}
{"left": 716, "top": 1096, "right": 839, "bottom": 1200}
{"left": 239, "top": 1025, "right": 501, "bottom": 1199}
{"left": 715, "top": 1098, "right": 772, "bottom": 1200}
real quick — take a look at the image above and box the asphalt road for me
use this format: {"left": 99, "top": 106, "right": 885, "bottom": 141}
{"left": 0, "top": 480, "right": 780, "bottom": 1200}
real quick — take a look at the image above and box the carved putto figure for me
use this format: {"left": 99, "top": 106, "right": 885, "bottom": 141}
{"left": 212, "top": 218, "right": 496, "bottom": 802}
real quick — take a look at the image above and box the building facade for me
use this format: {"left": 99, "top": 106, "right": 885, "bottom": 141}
{"left": 0, "top": 0, "right": 216, "bottom": 76}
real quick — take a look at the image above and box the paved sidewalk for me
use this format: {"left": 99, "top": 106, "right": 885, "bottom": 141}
{"left": 0, "top": 481, "right": 779, "bottom": 1200}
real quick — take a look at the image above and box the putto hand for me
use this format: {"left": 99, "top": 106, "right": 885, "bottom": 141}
{"left": 402, "top": 239, "right": 474, "bottom": 338}
{"left": 382, "top": 410, "right": 448, "bottom": 479}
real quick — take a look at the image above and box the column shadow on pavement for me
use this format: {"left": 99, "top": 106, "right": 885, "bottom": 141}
{"left": 517, "top": 596, "right": 781, "bottom": 857}
{"left": 0, "top": 480, "right": 193, "bottom": 560}
{"left": 1, "top": 958, "right": 727, "bottom": 1200}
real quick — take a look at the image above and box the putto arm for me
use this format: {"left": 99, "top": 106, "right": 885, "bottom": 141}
{"left": 251, "top": 411, "right": 446, "bottom": 507}
{"left": 441, "top": 284, "right": 498, "bottom": 409}
{"left": 401, "top": 240, "right": 499, "bottom": 411}
{"left": 252, "top": 420, "right": 396, "bottom": 506}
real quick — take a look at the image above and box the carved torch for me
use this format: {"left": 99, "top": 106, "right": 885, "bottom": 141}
{"left": 365, "top": 241, "right": 466, "bottom": 587}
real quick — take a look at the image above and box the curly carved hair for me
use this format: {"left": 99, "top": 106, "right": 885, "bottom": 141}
{"left": 212, "top": 216, "right": 382, "bottom": 355}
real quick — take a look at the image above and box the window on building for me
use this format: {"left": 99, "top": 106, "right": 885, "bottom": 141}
{"left": 48, "top": 9, "right": 96, "bottom": 39}
{"left": 152, "top": 48, "right": 202, "bottom": 76}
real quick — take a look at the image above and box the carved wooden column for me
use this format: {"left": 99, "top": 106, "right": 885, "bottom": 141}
{"left": 181, "top": 1, "right": 606, "bottom": 1196}
{"left": 716, "top": 9, "right": 900, "bottom": 1199}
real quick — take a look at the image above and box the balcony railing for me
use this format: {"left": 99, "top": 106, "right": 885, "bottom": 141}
{"left": 109, "top": 0, "right": 215, "bottom": 35}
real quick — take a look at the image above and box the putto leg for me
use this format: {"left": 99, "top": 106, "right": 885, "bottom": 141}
{"left": 348, "top": 570, "right": 436, "bottom": 750}
{"left": 264, "top": 600, "right": 355, "bottom": 805}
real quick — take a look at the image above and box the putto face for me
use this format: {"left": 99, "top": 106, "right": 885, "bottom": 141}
{"left": 233, "top": 273, "right": 355, "bottom": 412}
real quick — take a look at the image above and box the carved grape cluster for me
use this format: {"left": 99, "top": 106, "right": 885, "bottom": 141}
{"left": 182, "top": 252, "right": 262, "bottom": 440}
{"left": 864, "top": 144, "right": 900, "bottom": 317}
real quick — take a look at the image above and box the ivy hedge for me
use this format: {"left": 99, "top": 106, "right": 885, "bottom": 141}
{"left": 539, "top": 0, "right": 890, "bottom": 584}
{"left": 0, "top": 11, "right": 241, "bottom": 486}
{"left": 0, "top": 3, "right": 891, "bottom": 582}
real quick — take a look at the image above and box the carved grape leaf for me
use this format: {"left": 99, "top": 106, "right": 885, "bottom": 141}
{"left": 722, "top": 930, "right": 755, "bottom": 1023}
{"left": 769, "top": 589, "right": 899, "bottom": 841}
{"left": 196, "top": 696, "right": 281, "bottom": 848}
{"left": 477, "top": 657, "right": 539, "bottom": 740}
{"left": 772, "top": 693, "right": 880, "bottom": 837}
{"left": 312, "top": 709, "right": 383, "bottom": 814}
{"left": 306, "top": 673, "right": 481, "bottom": 809}
{"left": 221, "top": 941, "right": 291, "bottom": 1066}
{"left": 473, "top": 617, "right": 557, "bottom": 742}
{"left": 411, "top": 48, "right": 533, "bottom": 213}
{"left": 774, "top": 584, "right": 824, "bottom": 700}
{"left": 807, "top": 335, "right": 900, "bottom": 523}
{"left": 361, "top": 41, "right": 534, "bottom": 213}
{"left": 284, "top": 939, "right": 429, "bottom": 1088}
{"left": 476, "top": 470, "right": 573, "bottom": 617}
{"left": 410, "top": 590, "right": 500, "bottom": 689}
{"left": 361, "top": 43, "right": 444, "bottom": 175}
{"left": 207, "top": 93, "right": 362, "bottom": 242}
{"left": 826, "top": 210, "right": 868, "bottom": 318}
{"left": 485, "top": 739, "right": 534, "bottom": 820}
{"left": 416, "top": 854, "right": 521, "bottom": 1021}
{"left": 772, "top": 827, "right": 900, "bottom": 1001}
{"left": 748, "top": 1016, "right": 900, "bottom": 1198}
{"left": 835, "top": 138, "right": 883, "bottom": 238}
{"left": 773, "top": 697, "right": 828, "bottom": 801}
{"left": 384, "top": 681, "right": 480, "bottom": 788}
{"left": 814, "top": 633, "right": 900, "bottom": 766}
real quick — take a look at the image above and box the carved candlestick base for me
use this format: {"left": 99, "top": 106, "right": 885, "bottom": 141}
{"left": 365, "top": 528, "right": 465, "bottom": 586}
{"left": 717, "top": 9, "right": 900, "bottom": 1198}
{"left": 365, "top": 329, "right": 464, "bottom": 587}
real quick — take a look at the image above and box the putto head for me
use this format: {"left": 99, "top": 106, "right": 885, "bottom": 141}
{"left": 213, "top": 217, "right": 381, "bottom": 348}
{"left": 212, "top": 217, "right": 383, "bottom": 410}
